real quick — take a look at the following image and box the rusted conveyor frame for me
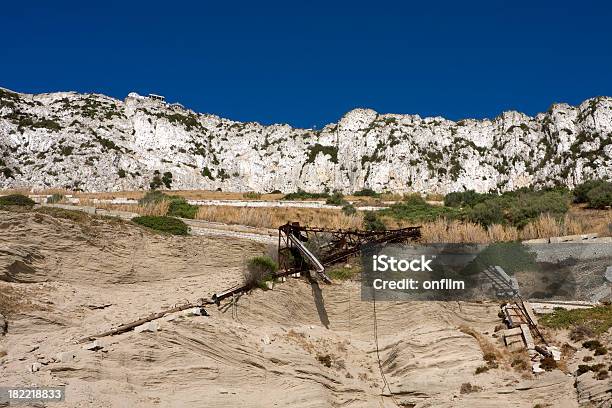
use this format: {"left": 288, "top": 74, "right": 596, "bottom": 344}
{"left": 212, "top": 224, "right": 421, "bottom": 304}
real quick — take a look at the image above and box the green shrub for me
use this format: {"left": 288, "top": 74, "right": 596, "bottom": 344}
{"left": 342, "top": 203, "right": 357, "bottom": 215}
{"left": 462, "top": 190, "right": 570, "bottom": 228}
{"left": 466, "top": 199, "right": 505, "bottom": 226}
{"left": 325, "top": 191, "right": 347, "bottom": 206}
{"left": 381, "top": 194, "right": 460, "bottom": 222}
{"left": 327, "top": 266, "right": 357, "bottom": 280}
{"left": 506, "top": 191, "right": 569, "bottom": 228}
{"left": 306, "top": 144, "right": 338, "bottom": 164}
{"left": 201, "top": 167, "right": 214, "bottom": 180}
{"left": 46, "top": 193, "right": 64, "bottom": 204}
{"left": 243, "top": 191, "right": 262, "bottom": 199}
{"left": 474, "top": 365, "right": 489, "bottom": 374}
{"left": 244, "top": 256, "right": 278, "bottom": 289}
{"left": 363, "top": 211, "right": 386, "bottom": 231}
{"left": 166, "top": 197, "right": 198, "bottom": 219}
{"left": 586, "top": 182, "right": 612, "bottom": 209}
{"left": 283, "top": 188, "right": 330, "bottom": 200}
{"left": 353, "top": 188, "right": 380, "bottom": 198}
{"left": 540, "top": 305, "right": 612, "bottom": 335}
{"left": 132, "top": 216, "right": 189, "bottom": 235}
{"left": 161, "top": 171, "right": 173, "bottom": 189}
{"left": 573, "top": 179, "right": 607, "bottom": 203}
{"left": 117, "top": 169, "right": 126, "bottom": 178}
{"left": 139, "top": 190, "right": 167, "bottom": 205}
{"left": 150, "top": 170, "right": 163, "bottom": 190}
{"left": 0, "top": 194, "right": 35, "bottom": 208}
{"left": 444, "top": 190, "right": 489, "bottom": 208}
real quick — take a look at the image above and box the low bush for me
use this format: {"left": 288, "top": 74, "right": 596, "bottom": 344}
{"left": 244, "top": 256, "right": 278, "bottom": 289}
{"left": 243, "top": 191, "right": 262, "bottom": 199}
{"left": 460, "top": 382, "right": 482, "bottom": 394}
{"left": 283, "top": 189, "right": 330, "bottom": 200}
{"left": 363, "top": 211, "right": 386, "bottom": 231}
{"left": 132, "top": 216, "right": 189, "bottom": 235}
{"left": 34, "top": 206, "right": 90, "bottom": 223}
{"left": 570, "top": 325, "right": 594, "bottom": 341}
{"left": 474, "top": 365, "right": 489, "bottom": 374}
{"left": 381, "top": 194, "right": 460, "bottom": 222}
{"left": 505, "top": 191, "right": 569, "bottom": 228}
{"left": 0, "top": 194, "right": 35, "bottom": 208}
{"left": 327, "top": 265, "right": 356, "bottom": 280}
{"left": 166, "top": 197, "right": 198, "bottom": 219}
{"left": 540, "top": 305, "right": 612, "bottom": 335}
{"left": 342, "top": 203, "right": 357, "bottom": 216}
{"left": 586, "top": 182, "right": 612, "bottom": 209}
{"left": 46, "top": 193, "right": 64, "bottom": 204}
{"left": 139, "top": 190, "right": 167, "bottom": 205}
{"left": 577, "top": 363, "right": 606, "bottom": 376}
{"left": 574, "top": 179, "right": 607, "bottom": 203}
{"left": 325, "top": 191, "right": 347, "bottom": 206}
{"left": 138, "top": 191, "right": 197, "bottom": 219}
{"left": 353, "top": 188, "right": 380, "bottom": 198}
{"left": 539, "top": 356, "right": 557, "bottom": 371}
{"left": 464, "top": 190, "right": 570, "bottom": 228}
{"left": 467, "top": 200, "right": 505, "bottom": 226}
{"left": 444, "top": 190, "right": 490, "bottom": 208}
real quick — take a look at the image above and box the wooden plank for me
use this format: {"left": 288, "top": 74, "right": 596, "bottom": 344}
{"left": 520, "top": 324, "right": 535, "bottom": 350}
{"left": 502, "top": 327, "right": 523, "bottom": 336}
{"left": 504, "top": 336, "right": 525, "bottom": 346}
{"left": 522, "top": 301, "right": 538, "bottom": 326}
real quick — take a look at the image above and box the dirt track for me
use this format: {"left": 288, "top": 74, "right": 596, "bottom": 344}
{"left": 0, "top": 209, "right": 606, "bottom": 407}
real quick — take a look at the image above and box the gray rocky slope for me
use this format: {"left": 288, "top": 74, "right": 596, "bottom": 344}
{"left": 0, "top": 87, "right": 611, "bottom": 193}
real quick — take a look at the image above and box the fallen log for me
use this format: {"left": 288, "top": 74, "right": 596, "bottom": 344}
{"left": 78, "top": 299, "right": 213, "bottom": 343}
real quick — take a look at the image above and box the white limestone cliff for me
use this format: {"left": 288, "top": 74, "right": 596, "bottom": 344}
{"left": 0, "top": 87, "right": 610, "bottom": 193}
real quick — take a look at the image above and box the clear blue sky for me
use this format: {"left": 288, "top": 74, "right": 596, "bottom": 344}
{"left": 2, "top": 1, "right": 611, "bottom": 128}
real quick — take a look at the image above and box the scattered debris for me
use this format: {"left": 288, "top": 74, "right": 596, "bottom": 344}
{"left": 182, "top": 307, "right": 208, "bottom": 317}
{"left": 86, "top": 303, "right": 113, "bottom": 310}
{"left": 55, "top": 351, "right": 76, "bottom": 363}
{"left": 548, "top": 346, "right": 561, "bottom": 361}
{"left": 83, "top": 340, "right": 104, "bottom": 351}
{"left": 134, "top": 321, "right": 159, "bottom": 333}
{"left": 30, "top": 362, "right": 42, "bottom": 372}
{"left": 261, "top": 335, "right": 271, "bottom": 345}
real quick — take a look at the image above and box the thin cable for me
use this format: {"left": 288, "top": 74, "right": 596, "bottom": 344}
{"left": 372, "top": 294, "right": 400, "bottom": 407}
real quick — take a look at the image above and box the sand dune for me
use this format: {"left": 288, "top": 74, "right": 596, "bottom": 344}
{"left": 0, "top": 209, "right": 604, "bottom": 407}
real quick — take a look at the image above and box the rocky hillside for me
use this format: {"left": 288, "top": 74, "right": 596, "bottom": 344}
{"left": 1, "top": 87, "right": 611, "bottom": 193}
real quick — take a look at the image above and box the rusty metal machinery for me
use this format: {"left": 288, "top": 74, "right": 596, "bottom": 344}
{"left": 212, "top": 222, "right": 421, "bottom": 304}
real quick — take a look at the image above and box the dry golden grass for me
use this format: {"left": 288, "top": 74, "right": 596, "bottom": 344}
{"left": 65, "top": 193, "right": 612, "bottom": 242}
{"left": 459, "top": 325, "right": 504, "bottom": 363}
{"left": 196, "top": 206, "right": 362, "bottom": 230}
{"left": 75, "top": 190, "right": 286, "bottom": 201}
{"left": 0, "top": 283, "right": 48, "bottom": 317}
{"left": 0, "top": 187, "right": 71, "bottom": 196}
{"left": 87, "top": 200, "right": 170, "bottom": 216}
{"left": 520, "top": 212, "right": 612, "bottom": 240}
{"left": 418, "top": 219, "right": 519, "bottom": 243}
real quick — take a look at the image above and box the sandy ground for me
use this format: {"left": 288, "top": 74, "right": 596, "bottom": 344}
{"left": 0, "top": 209, "right": 609, "bottom": 407}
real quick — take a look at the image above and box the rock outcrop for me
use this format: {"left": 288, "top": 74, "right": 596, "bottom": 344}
{"left": 1, "top": 87, "right": 611, "bottom": 193}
